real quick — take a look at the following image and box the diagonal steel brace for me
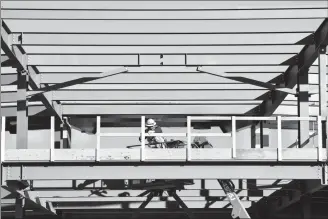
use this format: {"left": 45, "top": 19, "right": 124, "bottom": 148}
{"left": 171, "top": 190, "right": 196, "bottom": 219}
{"left": 27, "top": 67, "right": 129, "bottom": 97}
{"left": 217, "top": 180, "right": 251, "bottom": 219}
{"left": 131, "top": 191, "right": 155, "bottom": 219}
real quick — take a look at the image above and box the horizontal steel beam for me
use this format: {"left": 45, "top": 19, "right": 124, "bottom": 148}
{"left": 1, "top": 105, "right": 46, "bottom": 117}
{"left": 22, "top": 190, "right": 260, "bottom": 198}
{"left": 2, "top": 9, "right": 328, "bottom": 20}
{"left": 12, "top": 33, "right": 311, "bottom": 46}
{"left": 60, "top": 104, "right": 258, "bottom": 115}
{"left": 36, "top": 66, "right": 291, "bottom": 73}
{"left": 3, "top": 102, "right": 309, "bottom": 117}
{"left": 2, "top": 1, "right": 327, "bottom": 10}
{"left": 23, "top": 45, "right": 305, "bottom": 55}
{"left": 31, "top": 90, "right": 267, "bottom": 101}
{"left": 2, "top": 165, "right": 322, "bottom": 180}
{"left": 47, "top": 199, "right": 254, "bottom": 209}
{"left": 4, "top": 19, "right": 323, "bottom": 33}
{"left": 38, "top": 72, "right": 280, "bottom": 85}
{"left": 3, "top": 148, "right": 327, "bottom": 163}
{"left": 26, "top": 54, "right": 299, "bottom": 66}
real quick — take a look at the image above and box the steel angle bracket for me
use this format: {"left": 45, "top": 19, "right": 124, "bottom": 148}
{"left": 218, "top": 180, "right": 251, "bottom": 219}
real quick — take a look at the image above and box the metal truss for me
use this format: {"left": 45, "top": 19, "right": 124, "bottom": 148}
{"left": 1, "top": 2, "right": 328, "bottom": 219}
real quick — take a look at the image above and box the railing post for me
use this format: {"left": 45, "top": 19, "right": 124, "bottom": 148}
{"left": 50, "top": 116, "right": 55, "bottom": 162}
{"left": 141, "top": 116, "right": 145, "bottom": 161}
{"left": 317, "top": 116, "right": 323, "bottom": 162}
{"left": 277, "top": 116, "right": 282, "bottom": 161}
{"left": 96, "top": 116, "right": 101, "bottom": 162}
{"left": 187, "top": 116, "right": 192, "bottom": 161}
{"left": 232, "top": 116, "right": 236, "bottom": 158}
{"left": 1, "top": 117, "right": 6, "bottom": 163}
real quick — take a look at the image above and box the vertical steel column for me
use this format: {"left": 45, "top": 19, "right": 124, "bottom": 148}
{"left": 231, "top": 116, "right": 236, "bottom": 158}
{"left": 277, "top": 116, "right": 282, "bottom": 161}
{"left": 297, "top": 65, "right": 310, "bottom": 148}
{"left": 1, "top": 117, "right": 5, "bottom": 162}
{"left": 0, "top": 23, "right": 2, "bottom": 219}
{"left": 96, "top": 116, "right": 101, "bottom": 162}
{"left": 141, "top": 116, "right": 145, "bottom": 161}
{"left": 318, "top": 46, "right": 327, "bottom": 149}
{"left": 187, "top": 116, "right": 192, "bottom": 161}
{"left": 50, "top": 116, "right": 55, "bottom": 161}
{"left": 15, "top": 195, "right": 25, "bottom": 219}
{"left": 16, "top": 69, "right": 28, "bottom": 149}
{"left": 54, "top": 118, "right": 62, "bottom": 149}
{"left": 250, "top": 124, "right": 256, "bottom": 149}
{"left": 62, "top": 117, "right": 71, "bottom": 149}
{"left": 300, "top": 195, "right": 312, "bottom": 219}
{"left": 260, "top": 121, "right": 264, "bottom": 148}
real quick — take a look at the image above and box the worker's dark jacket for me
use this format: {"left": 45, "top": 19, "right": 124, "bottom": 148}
{"left": 139, "top": 126, "right": 163, "bottom": 143}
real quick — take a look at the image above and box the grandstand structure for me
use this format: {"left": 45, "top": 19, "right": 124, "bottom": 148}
{"left": 1, "top": 1, "right": 328, "bottom": 219}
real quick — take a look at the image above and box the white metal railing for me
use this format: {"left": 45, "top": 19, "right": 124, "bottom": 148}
{"left": 0, "top": 115, "right": 326, "bottom": 162}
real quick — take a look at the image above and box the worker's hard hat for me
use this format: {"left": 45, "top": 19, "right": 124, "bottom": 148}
{"left": 146, "top": 118, "right": 156, "bottom": 127}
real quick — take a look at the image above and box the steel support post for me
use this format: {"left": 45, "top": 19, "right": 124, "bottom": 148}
{"left": 297, "top": 66, "right": 310, "bottom": 148}
{"left": 318, "top": 46, "right": 327, "bottom": 148}
{"left": 0, "top": 19, "right": 2, "bottom": 219}
{"left": 15, "top": 194, "right": 25, "bottom": 219}
{"left": 62, "top": 118, "right": 71, "bottom": 149}
{"left": 300, "top": 195, "right": 312, "bottom": 219}
{"left": 16, "top": 69, "right": 28, "bottom": 149}
{"left": 251, "top": 124, "right": 256, "bottom": 149}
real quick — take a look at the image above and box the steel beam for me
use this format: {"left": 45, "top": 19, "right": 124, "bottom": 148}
{"left": 220, "top": 19, "right": 328, "bottom": 132}
{"left": 27, "top": 67, "right": 129, "bottom": 97}
{"left": 36, "top": 65, "right": 291, "bottom": 73}
{"left": 4, "top": 19, "right": 323, "bottom": 33}
{"left": 2, "top": 186, "right": 56, "bottom": 216}
{"left": 1, "top": 21, "right": 63, "bottom": 122}
{"left": 2, "top": 1, "right": 327, "bottom": 10}
{"left": 2, "top": 165, "right": 322, "bottom": 180}
{"left": 38, "top": 72, "right": 278, "bottom": 86}
{"left": 300, "top": 195, "right": 312, "bottom": 219}
{"left": 131, "top": 192, "right": 154, "bottom": 219}
{"left": 2, "top": 8, "right": 328, "bottom": 20}
{"left": 10, "top": 33, "right": 311, "bottom": 46}
{"left": 33, "top": 90, "right": 266, "bottom": 101}
{"left": 297, "top": 66, "right": 310, "bottom": 148}
{"left": 23, "top": 45, "right": 305, "bottom": 55}
{"left": 318, "top": 46, "right": 327, "bottom": 149}
{"left": 16, "top": 69, "right": 28, "bottom": 149}
{"left": 15, "top": 195, "right": 24, "bottom": 219}
{"left": 61, "top": 104, "right": 258, "bottom": 115}
{"left": 171, "top": 191, "right": 196, "bottom": 219}
{"left": 27, "top": 54, "right": 296, "bottom": 66}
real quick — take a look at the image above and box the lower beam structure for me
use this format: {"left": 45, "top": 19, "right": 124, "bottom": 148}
{"left": 2, "top": 164, "right": 323, "bottom": 180}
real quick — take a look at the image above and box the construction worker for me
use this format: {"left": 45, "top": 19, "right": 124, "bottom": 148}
{"left": 139, "top": 118, "right": 166, "bottom": 148}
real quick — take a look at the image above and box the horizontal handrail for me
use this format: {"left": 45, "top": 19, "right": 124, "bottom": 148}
{"left": 2, "top": 115, "right": 323, "bottom": 163}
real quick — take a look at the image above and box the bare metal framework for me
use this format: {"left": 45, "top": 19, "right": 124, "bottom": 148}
{"left": 1, "top": 1, "right": 328, "bottom": 219}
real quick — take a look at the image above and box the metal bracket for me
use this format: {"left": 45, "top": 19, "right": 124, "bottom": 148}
{"left": 218, "top": 179, "right": 251, "bottom": 219}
